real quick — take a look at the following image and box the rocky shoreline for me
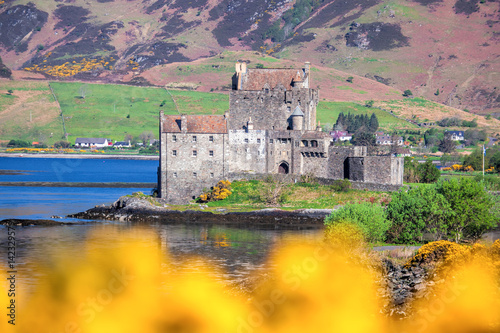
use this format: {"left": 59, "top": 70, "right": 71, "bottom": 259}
{"left": 68, "top": 196, "right": 332, "bottom": 228}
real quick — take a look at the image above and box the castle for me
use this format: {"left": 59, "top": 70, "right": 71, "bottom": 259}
{"left": 159, "top": 62, "right": 403, "bottom": 204}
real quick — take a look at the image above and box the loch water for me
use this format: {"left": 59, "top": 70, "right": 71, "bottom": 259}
{"left": 0, "top": 156, "right": 320, "bottom": 295}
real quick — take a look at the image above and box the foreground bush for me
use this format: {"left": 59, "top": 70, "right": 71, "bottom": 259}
{"left": 324, "top": 203, "right": 390, "bottom": 242}
{"left": 199, "top": 180, "right": 232, "bottom": 202}
{"left": 386, "top": 185, "right": 450, "bottom": 244}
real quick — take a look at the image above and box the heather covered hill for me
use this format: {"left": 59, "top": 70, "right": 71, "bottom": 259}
{"left": 0, "top": 0, "right": 498, "bottom": 115}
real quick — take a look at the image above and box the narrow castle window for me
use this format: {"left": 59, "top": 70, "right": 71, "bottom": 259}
{"left": 311, "top": 140, "right": 318, "bottom": 147}
{"left": 172, "top": 135, "right": 177, "bottom": 142}
{"left": 192, "top": 136, "right": 197, "bottom": 142}
{"left": 270, "top": 139, "right": 273, "bottom": 144}
{"left": 210, "top": 173, "right": 214, "bottom": 178}
{"left": 209, "top": 150, "right": 214, "bottom": 157}
{"left": 209, "top": 135, "right": 214, "bottom": 142}
{"left": 193, "top": 150, "right": 197, "bottom": 157}
{"left": 244, "top": 138, "right": 249, "bottom": 143}
{"left": 257, "top": 138, "right": 261, "bottom": 144}
{"left": 302, "top": 140, "right": 308, "bottom": 147}
{"left": 193, "top": 172, "right": 197, "bottom": 177}
{"left": 172, "top": 150, "right": 177, "bottom": 156}
{"left": 173, "top": 172, "right": 177, "bottom": 178}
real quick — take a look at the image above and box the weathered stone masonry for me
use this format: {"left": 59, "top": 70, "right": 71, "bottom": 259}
{"left": 159, "top": 62, "right": 404, "bottom": 204}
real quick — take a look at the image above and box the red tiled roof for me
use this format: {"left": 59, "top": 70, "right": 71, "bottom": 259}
{"left": 241, "top": 68, "right": 304, "bottom": 90}
{"left": 162, "top": 115, "right": 227, "bottom": 134}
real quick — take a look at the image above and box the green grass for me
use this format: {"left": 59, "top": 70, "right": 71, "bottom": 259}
{"left": 204, "top": 180, "right": 391, "bottom": 210}
{"left": 50, "top": 82, "right": 228, "bottom": 143}
{"left": 316, "top": 101, "right": 417, "bottom": 131}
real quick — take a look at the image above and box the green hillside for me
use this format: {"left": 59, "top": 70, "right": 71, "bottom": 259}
{"left": 1, "top": 80, "right": 425, "bottom": 146}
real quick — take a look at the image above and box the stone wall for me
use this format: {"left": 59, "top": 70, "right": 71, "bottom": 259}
{"left": 228, "top": 87, "right": 318, "bottom": 132}
{"left": 228, "top": 130, "right": 267, "bottom": 173}
{"left": 363, "top": 156, "right": 404, "bottom": 185}
{"left": 162, "top": 132, "right": 228, "bottom": 204}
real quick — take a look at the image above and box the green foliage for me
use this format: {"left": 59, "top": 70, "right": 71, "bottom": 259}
{"left": 435, "top": 178, "right": 496, "bottom": 242}
{"left": 461, "top": 118, "right": 478, "bottom": 128}
{"left": 474, "top": 175, "right": 500, "bottom": 191}
{"left": 490, "top": 151, "right": 500, "bottom": 173}
{"left": 437, "top": 117, "right": 461, "bottom": 127}
{"left": 329, "top": 179, "right": 351, "bottom": 192}
{"left": 7, "top": 139, "right": 31, "bottom": 148}
{"left": 365, "top": 100, "right": 374, "bottom": 108}
{"left": 53, "top": 140, "right": 71, "bottom": 148}
{"left": 334, "top": 112, "right": 378, "bottom": 133}
{"left": 402, "top": 89, "right": 413, "bottom": 97}
{"left": 346, "top": 76, "right": 353, "bottom": 83}
{"left": 386, "top": 186, "right": 450, "bottom": 244}
{"left": 418, "top": 160, "right": 440, "bottom": 183}
{"left": 324, "top": 203, "right": 390, "bottom": 242}
{"left": 464, "top": 129, "right": 487, "bottom": 145}
{"left": 463, "top": 147, "right": 484, "bottom": 170}
{"left": 438, "top": 135, "right": 456, "bottom": 153}
{"left": 255, "top": 63, "right": 264, "bottom": 69}
{"left": 351, "top": 132, "right": 376, "bottom": 146}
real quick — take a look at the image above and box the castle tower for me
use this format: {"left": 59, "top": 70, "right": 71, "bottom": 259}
{"left": 291, "top": 106, "right": 304, "bottom": 130}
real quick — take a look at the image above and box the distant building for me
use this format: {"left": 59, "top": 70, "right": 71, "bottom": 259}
{"left": 330, "top": 130, "right": 352, "bottom": 142}
{"left": 445, "top": 131, "right": 464, "bottom": 141}
{"left": 75, "top": 138, "right": 110, "bottom": 148}
{"left": 114, "top": 140, "right": 132, "bottom": 148}
{"left": 376, "top": 133, "right": 403, "bottom": 146}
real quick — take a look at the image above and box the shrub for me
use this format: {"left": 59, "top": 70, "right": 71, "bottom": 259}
{"left": 324, "top": 203, "right": 390, "bottom": 242}
{"left": 329, "top": 179, "right": 351, "bottom": 192}
{"left": 259, "top": 175, "right": 292, "bottom": 206}
{"left": 402, "top": 89, "right": 413, "bottom": 97}
{"left": 404, "top": 240, "right": 466, "bottom": 268}
{"left": 386, "top": 185, "right": 450, "bottom": 244}
{"left": 436, "top": 178, "right": 496, "bottom": 242}
{"left": 199, "top": 180, "right": 232, "bottom": 202}
{"left": 7, "top": 139, "right": 31, "bottom": 148}
{"left": 417, "top": 160, "right": 440, "bottom": 183}
{"left": 54, "top": 140, "right": 71, "bottom": 148}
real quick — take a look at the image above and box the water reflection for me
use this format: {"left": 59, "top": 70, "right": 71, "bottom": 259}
{"left": 0, "top": 223, "right": 322, "bottom": 295}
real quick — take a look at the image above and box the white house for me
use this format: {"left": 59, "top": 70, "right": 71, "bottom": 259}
{"left": 75, "top": 138, "right": 110, "bottom": 148}
{"left": 445, "top": 131, "right": 465, "bottom": 141}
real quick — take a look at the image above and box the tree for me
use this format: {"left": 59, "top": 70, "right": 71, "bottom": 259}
{"left": 436, "top": 178, "right": 496, "bottom": 242}
{"left": 402, "top": 89, "right": 413, "bottom": 97}
{"left": 417, "top": 160, "right": 440, "bottom": 183}
{"left": 54, "top": 140, "right": 71, "bottom": 148}
{"left": 490, "top": 151, "right": 500, "bottom": 172}
{"left": 438, "top": 134, "right": 456, "bottom": 153}
{"left": 346, "top": 76, "right": 353, "bottom": 83}
{"left": 386, "top": 185, "right": 451, "bottom": 244}
{"left": 365, "top": 100, "right": 374, "bottom": 108}
{"left": 368, "top": 113, "right": 379, "bottom": 133}
{"left": 7, "top": 89, "right": 13, "bottom": 95}
{"left": 463, "top": 147, "right": 484, "bottom": 170}
{"left": 139, "top": 131, "right": 155, "bottom": 145}
{"left": 351, "top": 131, "right": 375, "bottom": 147}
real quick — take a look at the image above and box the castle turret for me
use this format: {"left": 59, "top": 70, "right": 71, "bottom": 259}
{"left": 291, "top": 106, "right": 304, "bottom": 130}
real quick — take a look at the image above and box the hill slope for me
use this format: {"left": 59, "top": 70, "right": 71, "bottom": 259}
{"left": 0, "top": 0, "right": 498, "bottom": 115}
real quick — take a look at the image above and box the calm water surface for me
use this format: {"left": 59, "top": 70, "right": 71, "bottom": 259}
{"left": 0, "top": 156, "right": 321, "bottom": 296}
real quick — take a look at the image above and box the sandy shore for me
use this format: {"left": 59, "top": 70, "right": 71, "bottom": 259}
{"left": 0, "top": 153, "right": 159, "bottom": 160}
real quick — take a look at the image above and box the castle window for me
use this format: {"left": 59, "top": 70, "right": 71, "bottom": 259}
{"left": 193, "top": 172, "right": 197, "bottom": 177}
{"left": 244, "top": 138, "right": 249, "bottom": 143}
{"left": 257, "top": 138, "right": 261, "bottom": 144}
{"left": 270, "top": 139, "right": 273, "bottom": 144}
{"left": 210, "top": 173, "right": 214, "bottom": 178}
{"left": 173, "top": 172, "right": 177, "bottom": 178}
{"left": 209, "top": 150, "right": 214, "bottom": 157}
{"left": 265, "top": 88, "right": 269, "bottom": 93}
{"left": 302, "top": 140, "right": 309, "bottom": 147}
{"left": 209, "top": 135, "right": 214, "bottom": 142}
{"left": 193, "top": 150, "right": 197, "bottom": 157}
{"left": 192, "top": 136, "right": 197, "bottom": 142}
{"left": 311, "top": 140, "right": 318, "bottom": 147}
{"left": 172, "top": 150, "right": 177, "bottom": 156}
{"left": 287, "top": 106, "right": 291, "bottom": 112}
{"left": 172, "top": 135, "right": 177, "bottom": 142}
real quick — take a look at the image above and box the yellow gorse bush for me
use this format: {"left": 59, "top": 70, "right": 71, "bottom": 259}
{"left": 199, "top": 180, "right": 232, "bottom": 202}
{"left": 24, "top": 57, "right": 114, "bottom": 77}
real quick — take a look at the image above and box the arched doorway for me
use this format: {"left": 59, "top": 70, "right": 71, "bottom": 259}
{"left": 278, "top": 162, "right": 289, "bottom": 174}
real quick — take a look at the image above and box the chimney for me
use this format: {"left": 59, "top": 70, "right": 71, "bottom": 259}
{"left": 247, "top": 117, "right": 254, "bottom": 131}
{"left": 316, "top": 121, "right": 322, "bottom": 132}
{"left": 304, "top": 61, "right": 310, "bottom": 73}
{"left": 181, "top": 114, "right": 187, "bottom": 133}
